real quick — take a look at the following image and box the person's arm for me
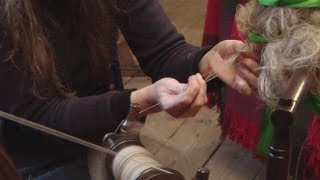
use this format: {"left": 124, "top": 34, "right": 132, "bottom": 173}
{"left": 115, "top": 0, "right": 211, "bottom": 83}
{"left": 115, "top": 0, "right": 259, "bottom": 96}
{"left": 1, "top": 60, "right": 207, "bottom": 140}
{"left": 1, "top": 59, "right": 132, "bottom": 139}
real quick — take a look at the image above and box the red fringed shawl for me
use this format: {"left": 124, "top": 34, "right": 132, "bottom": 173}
{"left": 202, "top": 0, "right": 320, "bottom": 178}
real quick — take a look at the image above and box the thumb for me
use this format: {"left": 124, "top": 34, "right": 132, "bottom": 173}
{"left": 216, "top": 40, "right": 245, "bottom": 56}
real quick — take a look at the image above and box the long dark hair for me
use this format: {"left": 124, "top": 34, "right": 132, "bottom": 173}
{"left": 0, "top": 0, "right": 115, "bottom": 97}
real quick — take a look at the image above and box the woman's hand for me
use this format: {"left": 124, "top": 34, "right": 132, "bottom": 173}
{"left": 131, "top": 73, "right": 207, "bottom": 118}
{"left": 199, "top": 40, "right": 259, "bottom": 95}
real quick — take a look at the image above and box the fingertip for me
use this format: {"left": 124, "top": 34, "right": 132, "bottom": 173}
{"left": 234, "top": 75, "right": 252, "bottom": 95}
{"left": 240, "top": 87, "right": 252, "bottom": 95}
{"left": 194, "top": 73, "right": 201, "bottom": 82}
{"left": 235, "top": 75, "right": 246, "bottom": 86}
{"left": 195, "top": 73, "right": 206, "bottom": 86}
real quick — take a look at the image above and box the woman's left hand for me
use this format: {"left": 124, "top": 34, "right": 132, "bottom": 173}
{"left": 199, "top": 40, "right": 260, "bottom": 95}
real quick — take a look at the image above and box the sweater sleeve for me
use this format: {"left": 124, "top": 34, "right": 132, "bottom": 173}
{"left": 116, "top": 0, "right": 211, "bottom": 83}
{"left": 0, "top": 60, "right": 132, "bottom": 140}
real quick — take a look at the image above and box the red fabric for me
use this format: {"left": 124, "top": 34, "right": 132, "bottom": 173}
{"left": 203, "top": 0, "right": 220, "bottom": 38}
{"left": 203, "top": 0, "right": 262, "bottom": 153}
{"left": 222, "top": 105, "right": 260, "bottom": 150}
{"left": 221, "top": 87, "right": 264, "bottom": 152}
{"left": 304, "top": 116, "right": 320, "bottom": 179}
{"left": 202, "top": 0, "right": 241, "bottom": 46}
{"left": 202, "top": 0, "right": 247, "bottom": 46}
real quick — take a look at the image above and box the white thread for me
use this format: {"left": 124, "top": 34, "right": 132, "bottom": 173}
{"left": 112, "top": 145, "right": 162, "bottom": 180}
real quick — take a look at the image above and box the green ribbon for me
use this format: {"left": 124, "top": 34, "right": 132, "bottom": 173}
{"left": 247, "top": 32, "right": 269, "bottom": 43}
{"left": 256, "top": 106, "right": 274, "bottom": 156}
{"left": 258, "top": 0, "right": 320, "bottom": 8}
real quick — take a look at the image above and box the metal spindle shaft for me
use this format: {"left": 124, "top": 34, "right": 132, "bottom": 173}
{"left": 266, "top": 68, "right": 312, "bottom": 180}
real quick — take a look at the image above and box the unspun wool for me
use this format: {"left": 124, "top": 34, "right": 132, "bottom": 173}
{"left": 236, "top": 1, "right": 320, "bottom": 106}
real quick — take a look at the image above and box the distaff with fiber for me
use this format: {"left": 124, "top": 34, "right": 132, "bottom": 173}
{"left": 235, "top": 0, "right": 320, "bottom": 179}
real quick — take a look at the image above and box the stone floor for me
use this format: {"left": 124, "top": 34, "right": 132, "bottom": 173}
{"left": 118, "top": 0, "right": 266, "bottom": 179}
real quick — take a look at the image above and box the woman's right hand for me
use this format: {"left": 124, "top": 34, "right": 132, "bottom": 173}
{"left": 130, "top": 73, "right": 207, "bottom": 118}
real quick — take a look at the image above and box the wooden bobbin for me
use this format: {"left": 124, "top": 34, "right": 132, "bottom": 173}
{"left": 103, "top": 133, "right": 184, "bottom": 180}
